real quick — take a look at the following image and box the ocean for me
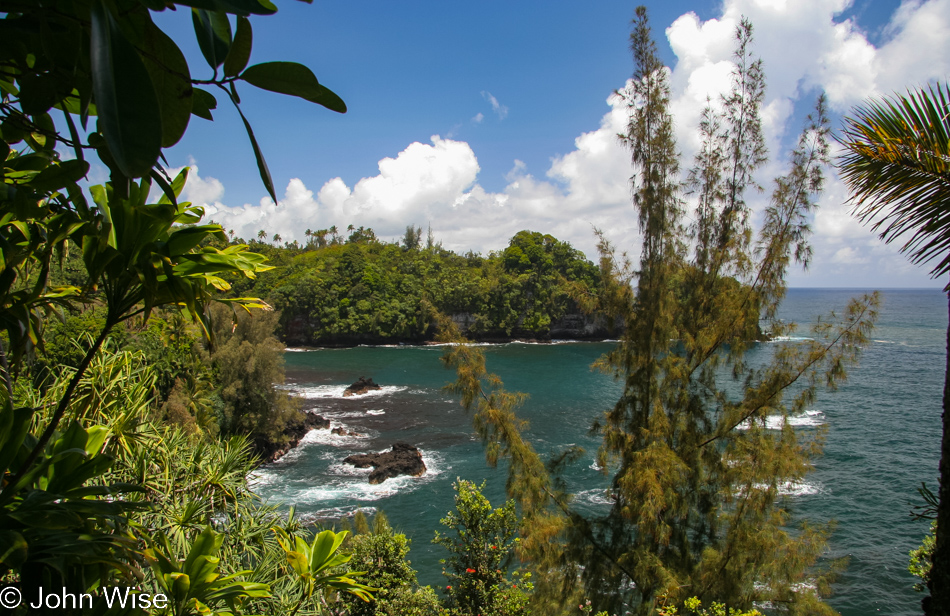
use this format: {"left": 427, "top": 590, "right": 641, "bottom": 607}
{"left": 252, "top": 288, "right": 945, "bottom": 615}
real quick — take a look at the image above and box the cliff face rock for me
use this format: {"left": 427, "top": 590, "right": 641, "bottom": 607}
{"left": 343, "top": 443, "right": 426, "bottom": 484}
{"left": 548, "top": 313, "right": 617, "bottom": 339}
{"left": 344, "top": 377, "right": 381, "bottom": 397}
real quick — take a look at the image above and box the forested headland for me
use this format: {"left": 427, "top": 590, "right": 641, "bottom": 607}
{"left": 221, "top": 227, "right": 609, "bottom": 345}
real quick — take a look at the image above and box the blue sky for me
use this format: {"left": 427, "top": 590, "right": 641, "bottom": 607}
{"left": 142, "top": 0, "right": 950, "bottom": 288}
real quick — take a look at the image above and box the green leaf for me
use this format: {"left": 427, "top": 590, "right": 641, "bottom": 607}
{"left": 307, "top": 83, "right": 346, "bottom": 114}
{"left": 223, "top": 16, "right": 252, "bottom": 78}
{"left": 0, "top": 531, "right": 28, "bottom": 568}
{"left": 18, "top": 72, "right": 65, "bottom": 116}
{"left": 90, "top": 0, "right": 162, "bottom": 178}
{"left": 240, "top": 61, "right": 346, "bottom": 113}
{"left": 192, "top": 88, "right": 217, "bottom": 120}
{"left": 192, "top": 9, "right": 232, "bottom": 71}
{"left": 54, "top": 91, "right": 98, "bottom": 117}
{"left": 232, "top": 102, "right": 277, "bottom": 204}
{"left": 158, "top": 167, "right": 190, "bottom": 205}
{"left": 174, "top": 0, "right": 277, "bottom": 16}
{"left": 151, "top": 169, "right": 177, "bottom": 205}
{"left": 141, "top": 19, "right": 193, "bottom": 147}
{"left": 29, "top": 159, "right": 90, "bottom": 192}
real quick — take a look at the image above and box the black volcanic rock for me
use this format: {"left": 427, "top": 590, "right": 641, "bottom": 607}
{"left": 331, "top": 427, "right": 363, "bottom": 437}
{"left": 343, "top": 443, "right": 426, "bottom": 484}
{"left": 344, "top": 376, "right": 381, "bottom": 397}
{"left": 254, "top": 410, "right": 329, "bottom": 463}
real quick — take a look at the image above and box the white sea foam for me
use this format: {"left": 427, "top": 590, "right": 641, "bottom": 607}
{"left": 777, "top": 481, "right": 822, "bottom": 497}
{"left": 326, "top": 463, "right": 374, "bottom": 477}
{"left": 768, "top": 335, "right": 815, "bottom": 343}
{"left": 305, "top": 506, "right": 378, "bottom": 521}
{"left": 366, "top": 409, "right": 386, "bottom": 415}
{"left": 737, "top": 410, "right": 826, "bottom": 431}
{"left": 289, "top": 384, "right": 408, "bottom": 400}
{"left": 285, "top": 347, "right": 317, "bottom": 352}
{"left": 577, "top": 488, "right": 615, "bottom": 506}
{"left": 743, "top": 481, "right": 823, "bottom": 497}
{"left": 288, "top": 450, "right": 446, "bottom": 504}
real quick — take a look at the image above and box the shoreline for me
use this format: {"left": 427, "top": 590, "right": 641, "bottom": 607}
{"left": 284, "top": 337, "right": 621, "bottom": 351}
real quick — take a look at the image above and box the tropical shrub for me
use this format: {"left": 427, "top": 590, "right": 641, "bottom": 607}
{"left": 341, "top": 512, "right": 441, "bottom": 616}
{"left": 434, "top": 480, "right": 532, "bottom": 616}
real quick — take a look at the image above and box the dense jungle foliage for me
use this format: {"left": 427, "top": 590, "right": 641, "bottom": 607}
{"left": 221, "top": 227, "right": 604, "bottom": 345}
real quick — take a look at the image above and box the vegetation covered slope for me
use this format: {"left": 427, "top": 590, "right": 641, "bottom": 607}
{"left": 224, "top": 228, "right": 605, "bottom": 345}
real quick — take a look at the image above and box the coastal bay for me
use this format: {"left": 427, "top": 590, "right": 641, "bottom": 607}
{"left": 253, "top": 288, "right": 945, "bottom": 616}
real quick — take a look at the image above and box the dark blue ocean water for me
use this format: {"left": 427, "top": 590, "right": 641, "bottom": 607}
{"left": 253, "top": 288, "right": 945, "bottom": 615}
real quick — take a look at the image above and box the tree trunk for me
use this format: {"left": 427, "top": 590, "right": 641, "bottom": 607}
{"left": 928, "top": 286, "right": 950, "bottom": 614}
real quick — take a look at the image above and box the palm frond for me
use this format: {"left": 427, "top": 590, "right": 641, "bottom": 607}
{"left": 837, "top": 82, "right": 950, "bottom": 284}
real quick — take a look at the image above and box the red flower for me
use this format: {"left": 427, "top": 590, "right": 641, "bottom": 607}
{"left": 446, "top": 585, "right": 452, "bottom": 590}
{"left": 466, "top": 568, "right": 476, "bottom": 573}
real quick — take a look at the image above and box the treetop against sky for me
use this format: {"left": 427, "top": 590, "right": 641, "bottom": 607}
{"left": 145, "top": 0, "right": 949, "bottom": 288}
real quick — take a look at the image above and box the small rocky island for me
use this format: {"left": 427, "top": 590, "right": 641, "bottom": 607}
{"left": 343, "top": 443, "right": 427, "bottom": 484}
{"left": 344, "top": 376, "right": 382, "bottom": 397}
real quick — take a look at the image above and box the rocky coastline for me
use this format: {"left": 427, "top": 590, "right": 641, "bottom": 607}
{"left": 254, "top": 380, "right": 429, "bottom": 486}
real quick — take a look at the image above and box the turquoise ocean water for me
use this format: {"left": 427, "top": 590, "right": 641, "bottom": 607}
{"left": 252, "top": 288, "right": 945, "bottom": 615}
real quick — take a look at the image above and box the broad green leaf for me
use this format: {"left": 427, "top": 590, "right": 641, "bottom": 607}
{"left": 0, "top": 117, "right": 26, "bottom": 144}
{"left": 18, "top": 72, "right": 64, "bottom": 116}
{"left": 192, "top": 9, "right": 232, "bottom": 71}
{"left": 167, "top": 226, "right": 215, "bottom": 255}
{"left": 54, "top": 92, "right": 98, "bottom": 118}
{"left": 30, "top": 159, "right": 90, "bottom": 192}
{"left": 241, "top": 61, "right": 346, "bottom": 113}
{"left": 174, "top": 0, "right": 277, "bottom": 16}
{"left": 167, "top": 167, "right": 191, "bottom": 202}
{"left": 192, "top": 87, "right": 217, "bottom": 120}
{"left": 141, "top": 19, "right": 193, "bottom": 147}
{"left": 308, "top": 83, "right": 346, "bottom": 113}
{"left": 184, "top": 526, "right": 222, "bottom": 574}
{"left": 90, "top": 0, "right": 162, "bottom": 178}
{"left": 285, "top": 550, "right": 308, "bottom": 576}
{"left": 233, "top": 103, "right": 277, "bottom": 204}
{"left": 223, "top": 16, "right": 252, "bottom": 78}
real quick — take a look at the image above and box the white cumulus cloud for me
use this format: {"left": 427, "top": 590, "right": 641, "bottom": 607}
{"left": 191, "top": 0, "right": 949, "bottom": 287}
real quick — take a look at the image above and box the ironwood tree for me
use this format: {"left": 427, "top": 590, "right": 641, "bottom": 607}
{"left": 442, "top": 8, "right": 878, "bottom": 616}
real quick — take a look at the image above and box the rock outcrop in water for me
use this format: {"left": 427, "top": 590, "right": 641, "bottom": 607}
{"left": 255, "top": 411, "right": 330, "bottom": 463}
{"left": 343, "top": 443, "right": 426, "bottom": 484}
{"left": 343, "top": 376, "right": 381, "bottom": 397}
{"left": 331, "top": 427, "right": 364, "bottom": 437}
